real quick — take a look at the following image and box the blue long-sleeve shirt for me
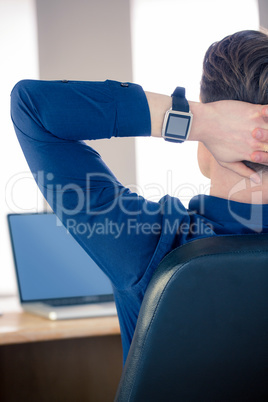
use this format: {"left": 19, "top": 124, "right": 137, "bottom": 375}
{"left": 10, "top": 79, "right": 268, "bottom": 363}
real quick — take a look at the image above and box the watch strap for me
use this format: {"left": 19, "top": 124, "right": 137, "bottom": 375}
{"left": 162, "top": 86, "right": 192, "bottom": 144}
{"left": 171, "top": 87, "right": 189, "bottom": 113}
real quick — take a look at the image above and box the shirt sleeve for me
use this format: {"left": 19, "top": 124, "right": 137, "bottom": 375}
{"left": 10, "top": 79, "right": 164, "bottom": 289}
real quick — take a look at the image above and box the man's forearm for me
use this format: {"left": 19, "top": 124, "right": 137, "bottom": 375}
{"left": 145, "top": 91, "right": 202, "bottom": 140}
{"left": 145, "top": 91, "right": 171, "bottom": 137}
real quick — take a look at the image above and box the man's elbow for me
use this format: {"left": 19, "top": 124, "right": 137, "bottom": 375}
{"left": 10, "top": 79, "right": 38, "bottom": 132}
{"left": 11, "top": 79, "right": 47, "bottom": 145}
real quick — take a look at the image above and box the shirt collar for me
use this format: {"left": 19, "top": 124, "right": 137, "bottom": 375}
{"left": 189, "top": 194, "right": 268, "bottom": 230}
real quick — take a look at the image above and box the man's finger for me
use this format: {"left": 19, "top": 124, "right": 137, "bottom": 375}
{"left": 252, "top": 128, "right": 268, "bottom": 143}
{"left": 251, "top": 151, "right": 268, "bottom": 165}
{"left": 261, "top": 106, "right": 268, "bottom": 119}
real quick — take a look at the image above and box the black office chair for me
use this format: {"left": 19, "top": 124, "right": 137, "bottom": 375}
{"left": 115, "top": 234, "right": 268, "bottom": 402}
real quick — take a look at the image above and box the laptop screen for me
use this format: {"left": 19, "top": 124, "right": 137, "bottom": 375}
{"left": 8, "top": 213, "right": 114, "bottom": 302}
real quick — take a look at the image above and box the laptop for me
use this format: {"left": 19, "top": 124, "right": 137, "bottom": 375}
{"left": 7, "top": 213, "right": 117, "bottom": 320}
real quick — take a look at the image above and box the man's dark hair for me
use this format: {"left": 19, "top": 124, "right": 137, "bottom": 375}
{"left": 200, "top": 29, "right": 268, "bottom": 172}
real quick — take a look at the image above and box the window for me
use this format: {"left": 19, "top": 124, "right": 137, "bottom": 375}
{"left": 131, "top": 0, "right": 259, "bottom": 203}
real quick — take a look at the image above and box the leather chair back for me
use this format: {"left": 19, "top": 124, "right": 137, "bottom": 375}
{"left": 115, "top": 234, "right": 268, "bottom": 401}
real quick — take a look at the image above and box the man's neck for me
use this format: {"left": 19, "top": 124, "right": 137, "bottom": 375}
{"left": 209, "top": 170, "right": 268, "bottom": 204}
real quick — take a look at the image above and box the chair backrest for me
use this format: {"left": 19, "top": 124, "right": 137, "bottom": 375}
{"left": 115, "top": 234, "right": 268, "bottom": 402}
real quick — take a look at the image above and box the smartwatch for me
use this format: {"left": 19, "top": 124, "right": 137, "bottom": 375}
{"left": 162, "top": 87, "right": 193, "bottom": 143}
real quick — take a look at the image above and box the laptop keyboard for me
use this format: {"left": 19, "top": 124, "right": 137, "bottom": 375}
{"left": 45, "top": 296, "right": 113, "bottom": 307}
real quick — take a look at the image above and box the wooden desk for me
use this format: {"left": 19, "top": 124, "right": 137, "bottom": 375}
{"left": 0, "top": 298, "right": 123, "bottom": 402}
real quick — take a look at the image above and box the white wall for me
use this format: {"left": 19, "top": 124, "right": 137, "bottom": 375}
{"left": 0, "top": 0, "right": 39, "bottom": 295}
{"left": 258, "top": 0, "right": 268, "bottom": 28}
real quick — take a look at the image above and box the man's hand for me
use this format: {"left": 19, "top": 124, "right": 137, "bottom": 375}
{"left": 189, "top": 100, "right": 268, "bottom": 183}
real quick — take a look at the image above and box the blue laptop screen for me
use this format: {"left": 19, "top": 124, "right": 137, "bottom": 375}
{"left": 8, "top": 213, "right": 114, "bottom": 302}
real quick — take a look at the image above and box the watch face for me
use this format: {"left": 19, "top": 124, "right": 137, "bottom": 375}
{"left": 166, "top": 113, "right": 191, "bottom": 140}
